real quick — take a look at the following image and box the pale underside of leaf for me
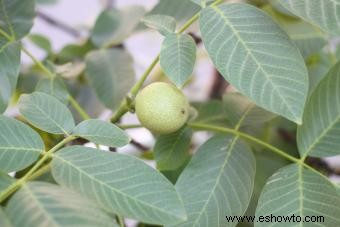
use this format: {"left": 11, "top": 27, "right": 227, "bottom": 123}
{"left": 35, "top": 77, "right": 69, "bottom": 104}
{"left": 223, "top": 92, "right": 276, "bottom": 128}
{"left": 91, "top": 6, "right": 145, "bottom": 47}
{"left": 0, "top": 41, "right": 21, "bottom": 113}
{"left": 142, "top": 14, "right": 176, "bottom": 36}
{"left": 278, "top": 0, "right": 340, "bottom": 35}
{"left": 255, "top": 164, "right": 340, "bottom": 226}
{"left": 18, "top": 92, "right": 75, "bottom": 135}
{"left": 0, "top": 207, "right": 12, "bottom": 227}
{"left": 51, "top": 146, "right": 186, "bottom": 225}
{"left": 200, "top": 3, "right": 308, "bottom": 124}
{"left": 148, "top": 0, "right": 200, "bottom": 26}
{"left": 85, "top": 49, "right": 135, "bottom": 111}
{"left": 5, "top": 182, "right": 118, "bottom": 227}
{"left": 172, "top": 135, "right": 255, "bottom": 227}
{"left": 72, "top": 119, "right": 130, "bottom": 147}
{"left": 0, "top": 0, "right": 35, "bottom": 47}
{"left": 0, "top": 115, "right": 44, "bottom": 172}
{"left": 160, "top": 33, "right": 196, "bottom": 87}
{"left": 190, "top": 0, "right": 214, "bottom": 7}
{"left": 263, "top": 4, "right": 327, "bottom": 59}
{"left": 0, "top": 173, "right": 14, "bottom": 193}
{"left": 154, "top": 127, "right": 192, "bottom": 171}
{"left": 297, "top": 62, "right": 340, "bottom": 157}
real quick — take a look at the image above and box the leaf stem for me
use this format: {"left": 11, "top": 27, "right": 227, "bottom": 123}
{"left": 117, "top": 124, "right": 143, "bottom": 130}
{"left": 0, "top": 28, "right": 14, "bottom": 41}
{"left": 110, "top": 0, "right": 225, "bottom": 123}
{"left": 188, "top": 122, "right": 301, "bottom": 163}
{"left": 188, "top": 122, "right": 337, "bottom": 185}
{"left": 0, "top": 136, "right": 76, "bottom": 204}
{"left": 21, "top": 46, "right": 55, "bottom": 78}
{"left": 27, "top": 164, "right": 51, "bottom": 181}
{"left": 68, "top": 95, "right": 91, "bottom": 120}
{"left": 21, "top": 46, "right": 90, "bottom": 121}
{"left": 117, "top": 215, "right": 125, "bottom": 227}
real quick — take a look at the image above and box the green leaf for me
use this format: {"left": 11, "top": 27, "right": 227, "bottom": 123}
{"left": 154, "top": 127, "right": 192, "bottom": 171}
{"left": 142, "top": 15, "right": 176, "bottom": 36}
{"left": 58, "top": 40, "right": 95, "bottom": 63}
{"left": 51, "top": 146, "right": 187, "bottom": 225}
{"left": 85, "top": 49, "right": 135, "bottom": 110}
{"left": 91, "top": 6, "right": 145, "bottom": 47}
{"left": 0, "top": 173, "right": 14, "bottom": 192}
{"left": 72, "top": 119, "right": 130, "bottom": 147}
{"left": 307, "top": 52, "right": 334, "bottom": 93}
{"left": 18, "top": 92, "right": 75, "bottom": 135}
{"left": 263, "top": 5, "right": 327, "bottom": 58}
{"left": 0, "top": 42, "right": 21, "bottom": 113}
{"left": 0, "top": 115, "right": 44, "bottom": 172}
{"left": 5, "top": 182, "right": 118, "bottom": 227}
{"left": 191, "top": 100, "right": 230, "bottom": 127}
{"left": 297, "top": 62, "right": 340, "bottom": 157}
{"left": 223, "top": 93, "right": 276, "bottom": 128}
{"left": 241, "top": 151, "right": 289, "bottom": 225}
{"left": 190, "top": 0, "right": 214, "bottom": 7}
{"left": 200, "top": 3, "right": 308, "bottom": 124}
{"left": 278, "top": 0, "right": 340, "bottom": 35}
{"left": 0, "top": 0, "right": 35, "bottom": 47}
{"left": 29, "top": 34, "right": 53, "bottom": 54}
{"left": 0, "top": 77, "right": 11, "bottom": 114}
{"left": 0, "top": 207, "right": 12, "bottom": 227}
{"left": 35, "top": 78, "right": 69, "bottom": 104}
{"left": 36, "top": 0, "right": 58, "bottom": 5}
{"left": 255, "top": 164, "right": 340, "bottom": 226}
{"left": 160, "top": 34, "right": 196, "bottom": 87}
{"left": 149, "top": 0, "right": 200, "bottom": 25}
{"left": 269, "top": 0, "right": 298, "bottom": 18}
{"left": 161, "top": 159, "right": 190, "bottom": 184}
{"left": 173, "top": 136, "right": 255, "bottom": 227}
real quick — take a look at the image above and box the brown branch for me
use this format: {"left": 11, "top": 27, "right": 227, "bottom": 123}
{"left": 130, "top": 139, "right": 149, "bottom": 152}
{"left": 188, "top": 32, "right": 202, "bottom": 45}
{"left": 37, "top": 10, "right": 81, "bottom": 38}
{"left": 108, "top": 139, "right": 149, "bottom": 152}
{"left": 209, "top": 70, "right": 229, "bottom": 99}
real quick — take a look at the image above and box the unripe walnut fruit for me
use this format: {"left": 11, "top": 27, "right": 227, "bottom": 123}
{"left": 135, "top": 82, "right": 190, "bottom": 134}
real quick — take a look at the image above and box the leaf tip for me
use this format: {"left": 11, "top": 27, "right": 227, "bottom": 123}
{"left": 295, "top": 117, "right": 303, "bottom": 125}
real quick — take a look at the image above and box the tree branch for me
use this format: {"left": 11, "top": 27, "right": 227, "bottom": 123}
{"left": 37, "top": 10, "right": 81, "bottom": 38}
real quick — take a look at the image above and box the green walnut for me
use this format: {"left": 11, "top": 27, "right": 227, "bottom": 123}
{"left": 135, "top": 82, "right": 190, "bottom": 134}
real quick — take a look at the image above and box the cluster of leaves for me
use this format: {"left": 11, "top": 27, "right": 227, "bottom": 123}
{"left": 1, "top": 0, "right": 340, "bottom": 226}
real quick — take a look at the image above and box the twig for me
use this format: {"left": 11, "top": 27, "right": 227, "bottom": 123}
{"left": 37, "top": 10, "right": 81, "bottom": 38}
{"left": 209, "top": 69, "right": 229, "bottom": 99}
{"left": 0, "top": 136, "right": 76, "bottom": 203}
{"left": 188, "top": 32, "right": 202, "bottom": 45}
{"left": 131, "top": 139, "right": 149, "bottom": 152}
